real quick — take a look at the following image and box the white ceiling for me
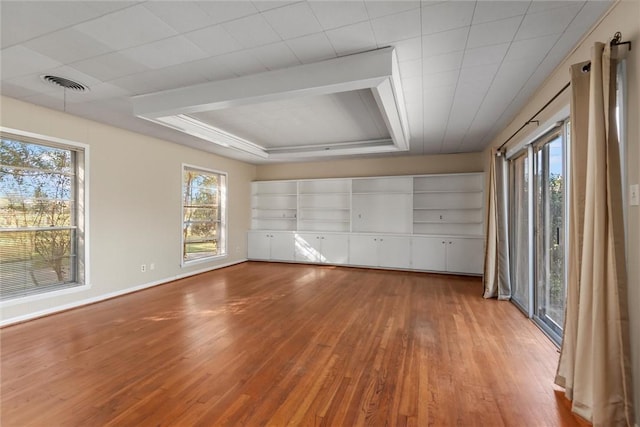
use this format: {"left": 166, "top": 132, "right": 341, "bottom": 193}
{"left": 0, "top": 0, "right": 613, "bottom": 164}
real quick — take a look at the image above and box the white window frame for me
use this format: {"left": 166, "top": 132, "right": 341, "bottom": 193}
{"left": 0, "top": 127, "right": 90, "bottom": 304}
{"left": 181, "top": 164, "right": 227, "bottom": 267}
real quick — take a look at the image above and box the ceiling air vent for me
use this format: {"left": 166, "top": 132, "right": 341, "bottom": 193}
{"left": 40, "top": 75, "right": 88, "bottom": 92}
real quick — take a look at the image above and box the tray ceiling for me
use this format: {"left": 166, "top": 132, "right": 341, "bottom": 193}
{"left": 189, "top": 90, "right": 389, "bottom": 149}
{"left": 0, "top": 1, "right": 613, "bottom": 163}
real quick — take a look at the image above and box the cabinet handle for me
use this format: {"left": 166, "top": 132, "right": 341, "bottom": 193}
{"left": 373, "top": 238, "right": 377, "bottom": 241}
{"left": 448, "top": 241, "right": 452, "bottom": 244}
{"left": 321, "top": 237, "right": 324, "bottom": 240}
{"left": 380, "top": 238, "right": 383, "bottom": 242}
{"left": 442, "top": 241, "right": 445, "bottom": 244}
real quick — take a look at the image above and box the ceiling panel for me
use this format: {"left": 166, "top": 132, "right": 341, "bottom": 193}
{"left": 262, "top": 2, "right": 323, "bottom": 39}
{"left": 515, "top": 3, "right": 583, "bottom": 41}
{"left": 0, "top": 46, "right": 62, "bottom": 80}
{"left": 195, "top": 1, "right": 258, "bottom": 24}
{"left": 71, "top": 51, "right": 149, "bottom": 82}
{"left": 325, "top": 21, "right": 377, "bottom": 56}
{"left": 461, "top": 43, "right": 510, "bottom": 68}
{"left": 421, "top": 1, "right": 475, "bottom": 35}
{"left": 143, "top": 2, "right": 212, "bottom": 33}
{"left": 422, "top": 51, "right": 464, "bottom": 75}
{"left": 211, "top": 50, "right": 269, "bottom": 76}
{"left": 285, "top": 33, "right": 337, "bottom": 64}
{"left": 371, "top": 9, "right": 421, "bottom": 45}
{"left": 120, "top": 36, "right": 209, "bottom": 70}
{"left": 248, "top": 42, "right": 301, "bottom": 70}
{"left": 0, "top": 0, "right": 614, "bottom": 163}
{"left": 309, "top": 1, "right": 369, "bottom": 31}
{"left": 422, "top": 27, "right": 469, "bottom": 58}
{"left": 364, "top": 1, "right": 419, "bottom": 19}
{"left": 221, "top": 14, "right": 281, "bottom": 49}
{"left": 184, "top": 25, "right": 243, "bottom": 57}
{"left": 472, "top": 1, "right": 530, "bottom": 25}
{"left": 24, "top": 28, "right": 113, "bottom": 65}
{"left": 466, "top": 15, "right": 523, "bottom": 49}
{"left": 73, "top": 5, "right": 178, "bottom": 51}
{"left": 0, "top": 1, "right": 111, "bottom": 48}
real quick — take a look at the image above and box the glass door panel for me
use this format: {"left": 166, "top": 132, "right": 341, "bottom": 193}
{"left": 509, "top": 153, "right": 529, "bottom": 313}
{"left": 534, "top": 132, "right": 565, "bottom": 341}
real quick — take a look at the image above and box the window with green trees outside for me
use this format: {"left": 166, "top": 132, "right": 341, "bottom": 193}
{"left": 182, "top": 166, "right": 226, "bottom": 264}
{"left": 0, "top": 134, "right": 86, "bottom": 300}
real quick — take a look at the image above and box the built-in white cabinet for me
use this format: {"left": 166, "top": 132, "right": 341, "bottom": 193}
{"left": 294, "top": 232, "right": 349, "bottom": 264}
{"left": 444, "top": 237, "right": 484, "bottom": 274}
{"left": 349, "top": 234, "right": 411, "bottom": 269}
{"left": 247, "top": 231, "right": 295, "bottom": 261}
{"left": 411, "top": 236, "right": 483, "bottom": 274}
{"left": 249, "top": 173, "right": 484, "bottom": 275}
{"left": 352, "top": 177, "right": 413, "bottom": 234}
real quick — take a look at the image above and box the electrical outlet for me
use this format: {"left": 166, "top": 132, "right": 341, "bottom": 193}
{"left": 150, "top": 263, "right": 155, "bottom": 271}
{"left": 630, "top": 184, "right": 639, "bottom": 206}
{"left": 141, "top": 264, "right": 146, "bottom": 273}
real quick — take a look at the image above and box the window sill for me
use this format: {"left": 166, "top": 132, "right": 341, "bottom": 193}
{"left": 0, "top": 283, "right": 92, "bottom": 308}
{"left": 181, "top": 253, "right": 228, "bottom": 268}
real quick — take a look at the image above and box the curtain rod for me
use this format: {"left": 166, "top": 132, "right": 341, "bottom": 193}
{"left": 496, "top": 32, "right": 631, "bottom": 154}
{"left": 496, "top": 81, "right": 570, "bottom": 153}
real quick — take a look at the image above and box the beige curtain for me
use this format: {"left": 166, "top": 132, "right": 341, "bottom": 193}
{"left": 483, "top": 149, "right": 511, "bottom": 300}
{"left": 555, "top": 42, "right": 635, "bottom": 426}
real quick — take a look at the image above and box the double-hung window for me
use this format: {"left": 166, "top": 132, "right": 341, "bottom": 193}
{"left": 0, "top": 131, "right": 87, "bottom": 301}
{"left": 182, "top": 165, "right": 227, "bottom": 264}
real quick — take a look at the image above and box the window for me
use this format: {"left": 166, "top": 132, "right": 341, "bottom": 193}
{"left": 0, "top": 132, "right": 86, "bottom": 301}
{"left": 182, "top": 165, "right": 227, "bottom": 264}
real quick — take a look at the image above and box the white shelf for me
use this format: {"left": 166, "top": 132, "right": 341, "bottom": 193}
{"left": 251, "top": 172, "right": 484, "bottom": 237}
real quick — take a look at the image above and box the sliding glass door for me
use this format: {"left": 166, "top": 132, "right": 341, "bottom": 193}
{"left": 533, "top": 129, "right": 566, "bottom": 341}
{"left": 508, "top": 121, "right": 568, "bottom": 345}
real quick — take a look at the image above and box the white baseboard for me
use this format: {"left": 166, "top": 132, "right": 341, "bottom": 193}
{"left": 0, "top": 259, "right": 247, "bottom": 327}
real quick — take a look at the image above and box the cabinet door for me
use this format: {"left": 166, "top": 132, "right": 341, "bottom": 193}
{"left": 270, "top": 232, "right": 295, "bottom": 261}
{"left": 294, "top": 233, "right": 320, "bottom": 262}
{"left": 349, "top": 235, "right": 378, "bottom": 267}
{"left": 446, "top": 238, "right": 484, "bottom": 274}
{"left": 411, "top": 237, "right": 446, "bottom": 271}
{"left": 247, "top": 232, "right": 271, "bottom": 260}
{"left": 319, "top": 234, "right": 349, "bottom": 264}
{"left": 378, "top": 236, "right": 411, "bottom": 269}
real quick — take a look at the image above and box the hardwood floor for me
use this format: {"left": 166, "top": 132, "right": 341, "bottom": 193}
{"left": 1, "top": 262, "right": 587, "bottom": 426}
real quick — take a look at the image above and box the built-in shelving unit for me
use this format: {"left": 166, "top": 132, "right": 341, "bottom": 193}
{"left": 251, "top": 181, "right": 298, "bottom": 231}
{"left": 412, "top": 173, "right": 483, "bottom": 236}
{"left": 249, "top": 172, "right": 485, "bottom": 275}
{"left": 298, "top": 179, "right": 351, "bottom": 232}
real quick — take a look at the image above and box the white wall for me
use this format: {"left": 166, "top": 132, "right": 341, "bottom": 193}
{"left": 0, "top": 96, "right": 256, "bottom": 324}
{"left": 484, "top": 1, "right": 639, "bottom": 423}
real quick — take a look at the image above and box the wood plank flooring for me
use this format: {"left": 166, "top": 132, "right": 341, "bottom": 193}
{"left": 1, "top": 262, "right": 587, "bottom": 426}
